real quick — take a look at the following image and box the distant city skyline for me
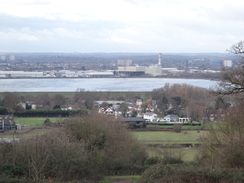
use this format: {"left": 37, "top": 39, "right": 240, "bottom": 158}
{"left": 0, "top": 0, "right": 244, "bottom": 53}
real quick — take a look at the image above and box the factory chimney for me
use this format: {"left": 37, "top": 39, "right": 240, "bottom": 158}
{"left": 158, "top": 53, "right": 162, "bottom": 66}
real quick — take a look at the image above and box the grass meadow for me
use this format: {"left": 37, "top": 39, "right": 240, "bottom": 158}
{"left": 132, "top": 130, "right": 204, "bottom": 162}
{"left": 4, "top": 117, "right": 204, "bottom": 164}
{"left": 14, "top": 117, "right": 64, "bottom": 126}
{"left": 132, "top": 131, "right": 203, "bottom": 144}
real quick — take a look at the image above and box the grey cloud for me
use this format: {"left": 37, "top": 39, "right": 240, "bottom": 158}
{"left": 0, "top": 14, "right": 125, "bottom": 31}
{"left": 15, "top": 0, "right": 50, "bottom": 6}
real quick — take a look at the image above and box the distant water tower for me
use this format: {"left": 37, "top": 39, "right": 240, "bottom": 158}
{"left": 158, "top": 53, "right": 162, "bottom": 66}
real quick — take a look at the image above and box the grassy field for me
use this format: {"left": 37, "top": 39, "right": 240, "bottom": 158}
{"left": 132, "top": 131, "right": 204, "bottom": 144}
{"left": 146, "top": 146, "right": 199, "bottom": 162}
{"left": 132, "top": 130, "right": 204, "bottom": 162}
{"left": 146, "top": 124, "right": 203, "bottom": 130}
{"left": 15, "top": 117, "right": 64, "bottom": 126}
{"left": 102, "top": 175, "right": 140, "bottom": 183}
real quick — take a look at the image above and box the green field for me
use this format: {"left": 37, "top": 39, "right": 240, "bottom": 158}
{"left": 146, "top": 146, "right": 199, "bottom": 162}
{"left": 132, "top": 131, "right": 203, "bottom": 144}
{"left": 102, "top": 175, "right": 140, "bottom": 183}
{"left": 15, "top": 117, "right": 64, "bottom": 126}
{"left": 146, "top": 124, "right": 203, "bottom": 130}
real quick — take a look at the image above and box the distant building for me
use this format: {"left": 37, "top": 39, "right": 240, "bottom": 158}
{"left": 0, "top": 115, "right": 16, "bottom": 131}
{"left": 158, "top": 53, "right": 162, "bottom": 66}
{"left": 0, "top": 56, "right": 6, "bottom": 61}
{"left": 88, "top": 71, "right": 114, "bottom": 77}
{"left": 117, "top": 66, "right": 145, "bottom": 76}
{"left": 9, "top": 56, "right": 15, "bottom": 61}
{"left": 136, "top": 99, "right": 143, "bottom": 106}
{"left": 145, "top": 65, "right": 162, "bottom": 76}
{"left": 143, "top": 112, "right": 158, "bottom": 122}
{"left": 163, "top": 115, "right": 179, "bottom": 122}
{"left": 117, "top": 59, "right": 132, "bottom": 66}
{"left": 223, "top": 60, "right": 232, "bottom": 68}
{"left": 0, "top": 71, "right": 44, "bottom": 78}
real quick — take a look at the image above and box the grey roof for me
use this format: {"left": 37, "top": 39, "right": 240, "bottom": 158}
{"left": 123, "top": 117, "right": 145, "bottom": 122}
{"left": 165, "top": 115, "right": 179, "bottom": 118}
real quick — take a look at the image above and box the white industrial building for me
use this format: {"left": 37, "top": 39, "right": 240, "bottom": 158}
{"left": 117, "top": 66, "right": 146, "bottom": 76}
{"left": 0, "top": 71, "right": 44, "bottom": 78}
{"left": 145, "top": 65, "right": 162, "bottom": 76}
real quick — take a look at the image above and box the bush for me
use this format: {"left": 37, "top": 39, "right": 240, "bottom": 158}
{"left": 139, "top": 163, "right": 244, "bottom": 183}
{"left": 145, "top": 157, "right": 161, "bottom": 166}
{"left": 0, "top": 164, "right": 24, "bottom": 177}
{"left": 200, "top": 106, "right": 244, "bottom": 170}
{"left": 0, "top": 107, "right": 8, "bottom": 115}
{"left": 173, "top": 124, "right": 182, "bottom": 132}
{"left": 65, "top": 113, "right": 148, "bottom": 175}
{"left": 14, "top": 109, "right": 87, "bottom": 117}
{"left": 0, "top": 113, "right": 148, "bottom": 181}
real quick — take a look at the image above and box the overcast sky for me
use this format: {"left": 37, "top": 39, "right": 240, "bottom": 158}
{"left": 0, "top": 0, "right": 244, "bottom": 53}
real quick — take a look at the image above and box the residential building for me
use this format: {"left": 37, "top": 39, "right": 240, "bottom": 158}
{"left": 163, "top": 114, "right": 179, "bottom": 122}
{"left": 0, "top": 115, "right": 16, "bottom": 131}
{"left": 143, "top": 112, "right": 158, "bottom": 122}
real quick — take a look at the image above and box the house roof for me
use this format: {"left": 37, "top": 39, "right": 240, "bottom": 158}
{"left": 144, "top": 112, "right": 157, "bottom": 116}
{"left": 123, "top": 117, "right": 145, "bottom": 122}
{"left": 165, "top": 115, "right": 179, "bottom": 118}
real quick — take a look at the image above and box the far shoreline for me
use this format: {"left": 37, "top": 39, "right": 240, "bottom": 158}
{"left": 0, "top": 76, "right": 220, "bottom": 81}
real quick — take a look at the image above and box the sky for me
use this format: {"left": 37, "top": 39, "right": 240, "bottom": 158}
{"left": 0, "top": 0, "right": 244, "bottom": 53}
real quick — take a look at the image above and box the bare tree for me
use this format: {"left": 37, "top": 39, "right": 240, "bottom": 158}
{"left": 215, "top": 41, "right": 244, "bottom": 95}
{"left": 2, "top": 92, "right": 19, "bottom": 114}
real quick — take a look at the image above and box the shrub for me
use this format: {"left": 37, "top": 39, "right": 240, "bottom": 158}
{"left": 139, "top": 163, "right": 244, "bottom": 183}
{"left": 64, "top": 113, "right": 148, "bottom": 175}
{"left": 145, "top": 157, "right": 161, "bottom": 166}
{"left": 0, "top": 113, "right": 148, "bottom": 181}
{"left": 173, "top": 123, "right": 182, "bottom": 132}
{"left": 200, "top": 106, "right": 244, "bottom": 170}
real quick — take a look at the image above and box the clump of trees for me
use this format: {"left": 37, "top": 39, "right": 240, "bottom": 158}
{"left": 200, "top": 105, "right": 244, "bottom": 170}
{"left": 0, "top": 113, "right": 147, "bottom": 182}
{"left": 200, "top": 41, "right": 244, "bottom": 170}
{"left": 216, "top": 41, "right": 244, "bottom": 95}
{"left": 152, "top": 83, "right": 214, "bottom": 120}
{"left": 138, "top": 41, "right": 244, "bottom": 183}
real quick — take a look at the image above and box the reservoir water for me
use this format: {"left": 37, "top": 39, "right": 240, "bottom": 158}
{"left": 0, "top": 78, "right": 218, "bottom": 92}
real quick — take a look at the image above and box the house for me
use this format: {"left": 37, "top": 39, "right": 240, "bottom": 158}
{"left": 99, "top": 107, "right": 115, "bottom": 115}
{"left": 123, "top": 117, "right": 145, "bottom": 123}
{"left": 146, "top": 105, "right": 155, "bottom": 112}
{"left": 136, "top": 99, "right": 143, "bottom": 106}
{"left": 0, "top": 115, "right": 16, "bottom": 131}
{"left": 143, "top": 112, "right": 158, "bottom": 122}
{"left": 179, "top": 118, "right": 191, "bottom": 123}
{"left": 163, "top": 114, "right": 179, "bottom": 122}
{"left": 122, "top": 117, "right": 146, "bottom": 128}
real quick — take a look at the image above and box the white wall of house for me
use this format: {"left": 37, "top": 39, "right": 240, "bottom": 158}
{"left": 163, "top": 115, "right": 179, "bottom": 122}
{"left": 143, "top": 113, "right": 158, "bottom": 122}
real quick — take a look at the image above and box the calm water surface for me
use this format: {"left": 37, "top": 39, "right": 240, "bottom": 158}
{"left": 0, "top": 78, "right": 218, "bottom": 92}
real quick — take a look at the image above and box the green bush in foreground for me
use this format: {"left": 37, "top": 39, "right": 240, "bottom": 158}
{"left": 0, "top": 113, "right": 147, "bottom": 182}
{"left": 139, "top": 163, "right": 244, "bottom": 183}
